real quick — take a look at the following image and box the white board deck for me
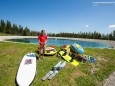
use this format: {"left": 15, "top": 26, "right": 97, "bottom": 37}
{"left": 46, "top": 47, "right": 55, "bottom": 51}
{"left": 16, "top": 53, "right": 36, "bottom": 86}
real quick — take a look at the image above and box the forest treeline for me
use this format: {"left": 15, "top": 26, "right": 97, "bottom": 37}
{"left": 0, "top": 20, "right": 40, "bottom": 36}
{"left": 48, "top": 31, "right": 115, "bottom": 40}
{"left": 0, "top": 19, "right": 115, "bottom": 40}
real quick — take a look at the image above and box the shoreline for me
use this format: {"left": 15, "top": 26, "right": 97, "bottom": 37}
{"left": 0, "top": 36, "right": 115, "bottom": 47}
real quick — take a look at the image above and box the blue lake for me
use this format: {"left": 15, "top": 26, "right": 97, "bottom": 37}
{"left": 8, "top": 38, "right": 111, "bottom": 48}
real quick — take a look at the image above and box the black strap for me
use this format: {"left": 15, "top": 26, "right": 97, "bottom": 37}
{"left": 52, "top": 67, "right": 62, "bottom": 71}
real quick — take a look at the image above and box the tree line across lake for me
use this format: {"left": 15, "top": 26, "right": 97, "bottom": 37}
{"left": 0, "top": 19, "right": 115, "bottom": 41}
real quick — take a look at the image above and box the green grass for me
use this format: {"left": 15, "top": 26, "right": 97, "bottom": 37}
{"left": 0, "top": 33, "right": 13, "bottom": 36}
{"left": 0, "top": 42, "right": 115, "bottom": 86}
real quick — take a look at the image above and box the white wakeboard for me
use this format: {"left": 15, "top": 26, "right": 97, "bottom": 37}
{"left": 16, "top": 53, "right": 36, "bottom": 86}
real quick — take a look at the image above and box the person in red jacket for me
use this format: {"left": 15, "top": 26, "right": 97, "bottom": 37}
{"left": 38, "top": 30, "right": 47, "bottom": 59}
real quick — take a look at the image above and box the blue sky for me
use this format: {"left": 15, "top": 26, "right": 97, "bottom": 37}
{"left": 0, "top": 0, "right": 115, "bottom": 34}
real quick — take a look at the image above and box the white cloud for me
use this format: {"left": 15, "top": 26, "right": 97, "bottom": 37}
{"left": 92, "top": 2, "right": 115, "bottom": 6}
{"left": 85, "top": 25, "right": 89, "bottom": 28}
{"left": 108, "top": 25, "right": 115, "bottom": 29}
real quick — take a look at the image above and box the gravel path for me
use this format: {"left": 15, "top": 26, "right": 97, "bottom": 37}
{"left": 103, "top": 72, "right": 115, "bottom": 86}
{"left": 0, "top": 36, "right": 37, "bottom": 41}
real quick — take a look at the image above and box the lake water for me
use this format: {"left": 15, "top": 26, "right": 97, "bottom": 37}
{"left": 8, "top": 38, "right": 111, "bottom": 48}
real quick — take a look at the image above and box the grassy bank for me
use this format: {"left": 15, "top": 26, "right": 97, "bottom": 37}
{"left": 0, "top": 33, "right": 13, "bottom": 36}
{"left": 0, "top": 42, "right": 115, "bottom": 86}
